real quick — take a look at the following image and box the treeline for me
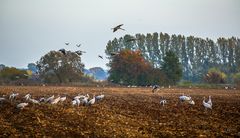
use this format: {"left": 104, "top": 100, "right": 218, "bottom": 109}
{"left": 105, "top": 33, "right": 240, "bottom": 82}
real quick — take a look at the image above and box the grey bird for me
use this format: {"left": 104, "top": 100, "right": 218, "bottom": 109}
{"left": 98, "top": 55, "right": 103, "bottom": 59}
{"left": 59, "top": 49, "right": 66, "bottom": 55}
{"left": 152, "top": 85, "right": 160, "bottom": 93}
{"left": 75, "top": 50, "right": 86, "bottom": 56}
{"left": 76, "top": 44, "right": 81, "bottom": 47}
{"left": 112, "top": 24, "right": 125, "bottom": 32}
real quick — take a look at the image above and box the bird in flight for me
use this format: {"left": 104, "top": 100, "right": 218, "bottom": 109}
{"left": 75, "top": 50, "right": 86, "bottom": 56}
{"left": 59, "top": 49, "right": 66, "bottom": 55}
{"left": 112, "top": 24, "right": 125, "bottom": 32}
{"left": 76, "top": 44, "right": 81, "bottom": 47}
{"left": 98, "top": 55, "right": 103, "bottom": 59}
{"left": 65, "top": 42, "right": 70, "bottom": 45}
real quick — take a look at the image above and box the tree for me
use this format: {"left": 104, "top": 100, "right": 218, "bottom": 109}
{"left": 161, "top": 51, "right": 182, "bottom": 85}
{"left": 28, "top": 63, "right": 38, "bottom": 73}
{"left": 37, "top": 50, "right": 84, "bottom": 83}
{"left": 105, "top": 32, "right": 240, "bottom": 83}
{"left": 108, "top": 50, "right": 152, "bottom": 86}
{"left": 0, "top": 67, "right": 28, "bottom": 83}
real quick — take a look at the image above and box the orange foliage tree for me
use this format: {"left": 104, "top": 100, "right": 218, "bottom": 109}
{"left": 108, "top": 50, "right": 166, "bottom": 86}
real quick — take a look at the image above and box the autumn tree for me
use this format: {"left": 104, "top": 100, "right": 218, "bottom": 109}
{"left": 37, "top": 50, "right": 84, "bottom": 83}
{"left": 204, "top": 68, "right": 226, "bottom": 84}
{"left": 161, "top": 51, "right": 182, "bottom": 85}
{"left": 0, "top": 67, "right": 28, "bottom": 83}
{"left": 108, "top": 50, "right": 153, "bottom": 86}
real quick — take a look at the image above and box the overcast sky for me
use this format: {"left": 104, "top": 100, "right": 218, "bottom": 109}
{"left": 1, "top": 0, "right": 239, "bottom": 70}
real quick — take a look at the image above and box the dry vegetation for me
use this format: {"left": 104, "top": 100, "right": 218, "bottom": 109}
{"left": 0, "top": 86, "right": 239, "bottom": 137}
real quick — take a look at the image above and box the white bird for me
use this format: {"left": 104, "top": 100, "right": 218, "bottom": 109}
{"left": 29, "top": 98, "right": 40, "bottom": 104}
{"left": 0, "top": 97, "right": 6, "bottom": 102}
{"left": 152, "top": 85, "right": 160, "bottom": 93}
{"left": 87, "top": 95, "right": 95, "bottom": 106}
{"left": 203, "top": 97, "right": 212, "bottom": 110}
{"left": 45, "top": 95, "right": 54, "bottom": 103}
{"left": 95, "top": 94, "right": 104, "bottom": 101}
{"left": 74, "top": 95, "right": 85, "bottom": 100}
{"left": 207, "top": 96, "right": 212, "bottom": 106}
{"left": 81, "top": 96, "right": 89, "bottom": 106}
{"left": 160, "top": 99, "right": 167, "bottom": 106}
{"left": 9, "top": 93, "right": 19, "bottom": 100}
{"left": 188, "top": 99, "right": 195, "bottom": 105}
{"left": 39, "top": 97, "right": 46, "bottom": 103}
{"left": 51, "top": 96, "right": 61, "bottom": 104}
{"left": 72, "top": 99, "right": 80, "bottom": 106}
{"left": 179, "top": 94, "right": 191, "bottom": 102}
{"left": 60, "top": 96, "right": 67, "bottom": 102}
{"left": 24, "top": 94, "right": 31, "bottom": 100}
{"left": 17, "top": 103, "right": 28, "bottom": 109}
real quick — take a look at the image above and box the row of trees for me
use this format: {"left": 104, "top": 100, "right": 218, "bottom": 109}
{"left": 105, "top": 33, "right": 240, "bottom": 82}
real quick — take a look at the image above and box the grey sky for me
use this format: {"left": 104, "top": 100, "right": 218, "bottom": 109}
{"left": 1, "top": 0, "right": 239, "bottom": 70}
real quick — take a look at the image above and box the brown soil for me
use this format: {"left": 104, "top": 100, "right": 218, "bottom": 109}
{"left": 0, "top": 86, "right": 239, "bottom": 137}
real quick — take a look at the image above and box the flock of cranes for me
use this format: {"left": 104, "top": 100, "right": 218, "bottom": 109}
{"left": 158, "top": 94, "right": 212, "bottom": 110}
{"left": 0, "top": 92, "right": 105, "bottom": 109}
{"left": 0, "top": 89, "right": 212, "bottom": 111}
{"left": 58, "top": 24, "right": 137, "bottom": 60}
{"left": 153, "top": 86, "right": 212, "bottom": 110}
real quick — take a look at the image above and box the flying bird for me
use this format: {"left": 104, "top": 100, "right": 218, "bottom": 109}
{"left": 98, "top": 55, "right": 103, "bottom": 59}
{"left": 112, "top": 24, "right": 125, "bottom": 32}
{"left": 75, "top": 50, "right": 86, "bottom": 56}
{"left": 76, "top": 44, "right": 81, "bottom": 47}
{"left": 59, "top": 49, "right": 66, "bottom": 55}
{"left": 65, "top": 42, "right": 70, "bottom": 45}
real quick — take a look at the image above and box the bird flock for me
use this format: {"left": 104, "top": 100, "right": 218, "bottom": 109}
{"left": 158, "top": 92, "right": 212, "bottom": 111}
{"left": 58, "top": 24, "right": 138, "bottom": 60}
{"left": 0, "top": 92, "right": 105, "bottom": 110}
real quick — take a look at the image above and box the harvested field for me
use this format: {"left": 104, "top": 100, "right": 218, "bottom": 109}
{"left": 0, "top": 86, "right": 239, "bottom": 137}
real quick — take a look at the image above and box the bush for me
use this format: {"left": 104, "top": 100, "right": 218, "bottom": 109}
{"left": 233, "top": 72, "right": 240, "bottom": 88}
{"left": 204, "top": 68, "right": 227, "bottom": 84}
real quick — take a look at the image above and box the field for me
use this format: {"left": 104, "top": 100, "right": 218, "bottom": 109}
{"left": 0, "top": 86, "right": 239, "bottom": 137}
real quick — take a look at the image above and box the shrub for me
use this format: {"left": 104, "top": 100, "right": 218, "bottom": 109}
{"left": 204, "top": 68, "right": 227, "bottom": 84}
{"left": 233, "top": 72, "right": 240, "bottom": 88}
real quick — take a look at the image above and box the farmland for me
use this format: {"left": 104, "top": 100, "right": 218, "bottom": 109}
{"left": 0, "top": 86, "right": 239, "bottom": 137}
